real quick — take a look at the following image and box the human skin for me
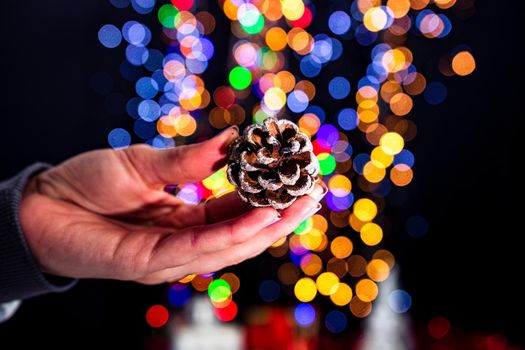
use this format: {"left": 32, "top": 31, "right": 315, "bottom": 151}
{"left": 19, "top": 127, "right": 325, "bottom": 284}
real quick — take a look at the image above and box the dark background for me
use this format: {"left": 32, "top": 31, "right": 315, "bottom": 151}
{"left": 1, "top": 0, "right": 523, "bottom": 348}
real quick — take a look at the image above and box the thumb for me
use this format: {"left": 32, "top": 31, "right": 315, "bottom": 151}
{"left": 126, "top": 126, "right": 239, "bottom": 186}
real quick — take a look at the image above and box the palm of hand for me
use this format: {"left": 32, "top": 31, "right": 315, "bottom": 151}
{"left": 19, "top": 129, "right": 323, "bottom": 284}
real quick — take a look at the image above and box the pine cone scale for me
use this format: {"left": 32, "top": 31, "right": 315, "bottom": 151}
{"left": 227, "top": 118, "right": 320, "bottom": 210}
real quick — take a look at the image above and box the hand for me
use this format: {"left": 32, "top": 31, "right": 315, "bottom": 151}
{"left": 19, "top": 127, "right": 325, "bottom": 284}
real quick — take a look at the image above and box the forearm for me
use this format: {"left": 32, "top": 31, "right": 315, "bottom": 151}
{"left": 0, "top": 163, "right": 76, "bottom": 304}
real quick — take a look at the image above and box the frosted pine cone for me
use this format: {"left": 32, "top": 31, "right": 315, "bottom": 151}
{"left": 227, "top": 117, "right": 320, "bottom": 210}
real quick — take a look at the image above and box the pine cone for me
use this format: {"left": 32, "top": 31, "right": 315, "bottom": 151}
{"left": 227, "top": 117, "right": 320, "bottom": 210}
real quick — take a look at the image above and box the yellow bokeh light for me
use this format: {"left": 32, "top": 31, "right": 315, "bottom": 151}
{"left": 452, "top": 51, "right": 476, "bottom": 76}
{"left": 360, "top": 222, "right": 383, "bottom": 246}
{"left": 175, "top": 114, "right": 197, "bottom": 136}
{"left": 316, "top": 272, "right": 340, "bottom": 296}
{"left": 363, "top": 161, "right": 387, "bottom": 183}
{"left": 263, "top": 87, "right": 286, "bottom": 110}
{"left": 294, "top": 277, "right": 317, "bottom": 302}
{"left": 380, "top": 132, "right": 404, "bottom": 155}
{"left": 299, "top": 228, "right": 324, "bottom": 251}
{"left": 382, "top": 49, "right": 407, "bottom": 73}
{"left": 330, "top": 236, "right": 353, "bottom": 259}
{"left": 371, "top": 146, "right": 394, "bottom": 168}
{"left": 356, "top": 278, "right": 379, "bottom": 302}
{"left": 281, "top": 0, "right": 305, "bottom": 20}
{"left": 328, "top": 174, "right": 352, "bottom": 197}
{"left": 366, "top": 259, "right": 391, "bottom": 282}
{"left": 353, "top": 198, "right": 378, "bottom": 222}
{"left": 330, "top": 282, "right": 353, "bottom": 306}
{"left": 363, "top": 7, "right": 388, "bottom": 32}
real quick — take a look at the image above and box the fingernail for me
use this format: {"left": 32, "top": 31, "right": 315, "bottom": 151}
{"left": 218, "top": 125, "right": 239, "bottom": 138}
{"left": 304, "top": 203, "right": 322, "bottom": 219}
{"left": 270, "top": 212, "right": 282, "bottom": 224}
{"left": 310, "top": 182, "right": 328, "bottom": 202}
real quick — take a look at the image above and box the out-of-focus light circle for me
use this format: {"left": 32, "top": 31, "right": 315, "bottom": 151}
{"left": 138, "top": 100, "right": 161, "bottom": 121}
{"left": 294, "top": 303, "right": 316, "bottom": 327}
{"left": 171, "top": 0, "right": 194, "bottom": 11}
{"left": 428, "top": 316, "right": 451, "bottom": 339}
{"left": 318, "top": 153, "right": 336, "bottom": 175}
{"left": 208, "top": 279, "right": 232, "bottom": 303}
{"left": 424, "top": 82, "right": 447, "bottom": 105}
{"left": 264, "top": 87, "right": 287, "bottom": 110}
{"left": 110, "top": 0, "right": 130, "bottom": 8}
{"left": 259, "top": 280, "right": 280, "bottom": 302}
{"left": 366, "top": 259, "right": 390, "bottom": 282}
{"left": 316, "top": 124, "right": 339, "bottom": 148}
{"left": 330, "top": 236, "right": 353, "bottom": 259}
{"left": 380, "top": 132, "right": 404, "bottom": 155}
{"left": 266, "top": 27, "right": 288, "bottom": 51}
{"left": 229, "top": 66, "right": 252, "bottom": 90}
{"left": 353, "top": 198, "right": 377, "bottom": 222}
{"left": 316, "top": 272, "right": 339, "bottom": 296}
{"left": 282, "top": 0, "right": 305, "bottom": 21}
{"left": 325, "top": 310, "right": 348, "bottom": 333}
{"left": 355, "top": 278, "right": 379, "bottom": 302}
{"left": 108, "top": 128, "right": 131, "bottom": 149}
{"left": 98, "top": 24, "right": 122, "bottom": 48}
{"left": 389, "top": 289, "right": 412, "bottom": 313}
{"left": 330, "top": 283, "right": 353, "bottom": 306}
{"left": 328, "top": 77, "right": 351, "bottom": 100}
{"left": 338, "top": 108, "right": 359, "bottom": 131}
{"left": 136, "top": 77, "right": 159, "bottom": 99}
{"left": 214, "top": 300, "right": 238, "bottom": 322}
{"left": 329, "top": 11, "right": 351, "bottom": 35}
{"left": 146, "top": 305, "right": 169, "bottom": 328}
{"left": 406, "top": 215, "right": 429, "bottom": 238}
{"left": 360, "top": 222, "right": 383, "bottom": 246}
{"left": 452, "top": 51, "right": 476, "bottom": 76}
{"left": 168, "top": 283, "right": 192, "bottom": 307}
{"left": 294, "top": 277, "right": 317, "bottom": 302}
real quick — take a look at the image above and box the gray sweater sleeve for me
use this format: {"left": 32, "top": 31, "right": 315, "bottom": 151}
{"left": 0, "top": 163, "right": 77, "bottom": 304}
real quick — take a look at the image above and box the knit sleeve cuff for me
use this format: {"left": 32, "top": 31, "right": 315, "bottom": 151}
{"left": 0, "top": 163, "right": 77, "bottom": 303}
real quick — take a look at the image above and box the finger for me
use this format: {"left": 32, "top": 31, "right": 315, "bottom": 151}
{"left": 141, "top": 184, "right": 326, "bottom": 282}
{"left": 152, "top": 191, "right": 251, "bottom": 228}
{"left": 184, "top": 189, "right": 323, "bottom": 274}
{"left": 148, "top": 206, "right": 280, "bottom": 271}
{"left": 124, "top": 126, "right": 239, "bottom": 186}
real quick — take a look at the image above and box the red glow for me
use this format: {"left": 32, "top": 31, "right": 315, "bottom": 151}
{"left": 312, "top": 140, "right": 331, "bottom": 155}
{"left": 213, "top": 300, "right": 238, "bottom": 322}
{"left": 213, "top": 86, "right": 236, "bottom": 108}
{"left": 289, "top": 7, "right": 313, "bottom": 28}
{"left": 171, "top": 0, "right": 194, "bottom": 11}
{"left": 428, "top": 316, "right": 450, "bottom": 339}
{"left": 146, "top": 305, "right": 169, "bottom": 328}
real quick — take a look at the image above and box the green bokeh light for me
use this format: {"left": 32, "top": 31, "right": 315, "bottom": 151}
{"left": 241, "top": 14, "right": 265, "bottom": 34}
{"left": 158, "top": 4, "right": 179, "bottom": 29}
{"left": 208, "top": 279, "right": 232, "bottom": 302}
{"left": 229, "top": 66, "right": 252, "bottom": 90}
{"left": 294, "top": 217, "right": 313, "bottom": 235}
{"left": 318, "top": 153, "right": 336, "bottom": 175}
